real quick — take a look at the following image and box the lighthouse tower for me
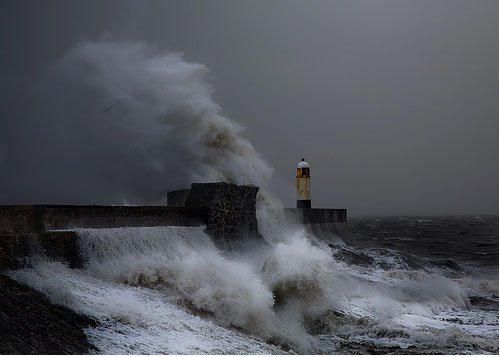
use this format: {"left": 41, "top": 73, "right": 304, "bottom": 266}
{"left": 296, "top": 158, "right": 311, "bottom": 208}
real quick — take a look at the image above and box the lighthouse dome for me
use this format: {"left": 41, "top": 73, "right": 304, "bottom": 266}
{"left": 297, "top": 158, "right": 309, "bottom": 168}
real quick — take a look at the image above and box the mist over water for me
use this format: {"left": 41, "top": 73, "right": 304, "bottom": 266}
{"left": 1, "top": 41, "right": 272, "bottom": 204}
{"left": 5, "top": 41, "right": 499, "bottom": 354}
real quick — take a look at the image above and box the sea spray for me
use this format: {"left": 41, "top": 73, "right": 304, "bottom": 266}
{"left": 60, "top": 41, "right": 275, "bottom": 188}
{"left": 8, "top": 259, "right": 284, "bottom": 354}
{"left": 75, "top": 227, "right": 276, "bottom": 335}
{"left": 5, "top": 41, "right": 273, "bottom": 204}
{"left": 70, "top": 223, "right": 339, "bottom": 351}
{"left": 262, "top": 236, "right": 335, "bottom": 307}
{"left": 9, "top": 221, "right": 497, "bottom": 354}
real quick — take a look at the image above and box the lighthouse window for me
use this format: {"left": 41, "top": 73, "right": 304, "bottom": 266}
{"left": 302, "top": 168, "right": 310, "bottom": 176}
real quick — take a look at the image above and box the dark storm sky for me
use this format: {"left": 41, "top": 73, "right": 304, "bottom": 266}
{"left": 1, "top": 0, "right": 498, "bottom": 216}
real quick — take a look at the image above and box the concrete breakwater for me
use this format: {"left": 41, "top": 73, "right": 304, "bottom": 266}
{"left": 0, "top": 182, "right": 349, "bottom": 270}
{"left": 284, "top": 208, "right": 351, "bottom": 244}
{"left": 0, "top": 182, "right": 350, "bottom": 354}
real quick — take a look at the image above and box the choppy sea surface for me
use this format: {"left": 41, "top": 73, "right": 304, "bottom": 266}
{"left": 8, "top": 215, "right": 499, "bottom": 354}
{"left": 333, "top": 215, "right": 498, "bottom": 354}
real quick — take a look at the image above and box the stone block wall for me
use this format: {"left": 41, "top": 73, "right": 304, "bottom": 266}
{"left": 0, "top": 182, "right": 262, "bottom": 270}
{"left": 0, "top": 205, "right": 205, "bottom": 271}
{"left": 0, "top": 206, "right": 43, "bottom": 235}
{"left": 41, "top": 205, "right": 204, "bottom": 230}
{"left": 185, "top": 182, "right": 260, "bottom": 242}
{"left": 167, "top": 189, "right": 191, "bottom": 207}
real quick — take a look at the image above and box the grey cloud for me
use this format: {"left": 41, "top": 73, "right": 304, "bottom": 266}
{"left": 0, "top": 0, "right": 497, "bottom": 215}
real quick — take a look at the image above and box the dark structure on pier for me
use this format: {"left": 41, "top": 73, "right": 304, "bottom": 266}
{"left": 0, "top": 182, "right": 349, "bottom": 271}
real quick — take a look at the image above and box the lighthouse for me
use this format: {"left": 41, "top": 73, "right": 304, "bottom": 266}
{"left": 296, "top": 158, "right": 311, "bottom": 208}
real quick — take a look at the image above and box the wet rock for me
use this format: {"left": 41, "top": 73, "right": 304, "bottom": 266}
{"left": 0, "top": 274, "right": 96, "bottom": 354}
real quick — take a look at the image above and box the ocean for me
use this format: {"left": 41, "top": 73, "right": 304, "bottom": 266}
{"left": 3, "top": 40, "right": 497, "bottom": 355}
{"left": 8, "top": 215, "right": 499, "bottom": 354}
{"left": 330, "top": 215, "right": 498, "bottom": 354}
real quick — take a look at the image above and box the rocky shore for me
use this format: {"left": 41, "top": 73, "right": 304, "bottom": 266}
{"left": 0, "top": 274, "right": 96, "bottom": 354}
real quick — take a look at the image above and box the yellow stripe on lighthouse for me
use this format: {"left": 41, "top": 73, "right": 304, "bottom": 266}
{"left": 296, "top": 158, "right": 311, "bottom": 208}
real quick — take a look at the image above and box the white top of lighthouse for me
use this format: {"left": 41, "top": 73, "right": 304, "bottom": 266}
{"left": 297, "top": 158, "right": 309, "bottom": 168}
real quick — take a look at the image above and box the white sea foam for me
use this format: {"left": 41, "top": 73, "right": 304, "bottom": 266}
{"left": 8, "top": 223, "right": 499, "bottom": 354}
{"left": 74, "top": 227, "right": 276, "bottom": 335}
{"left": 8, "top": 260, "right": 284, "bottom": 354}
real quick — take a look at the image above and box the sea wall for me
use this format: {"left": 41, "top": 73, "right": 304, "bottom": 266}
{"left": 0, "top": 182, "right": 260, "bottom": 270}
{"left": 284, "top": 208, "right": 352, "bottom": 244}
{"left": 0, "top": 183, "right": 351, "bottom": 270}
{"left": 183, "top": 183, "right": 260, "bottom": 244}
{"left": 42, "top": 205, "right": 204, "bottom": 231}
{"left": 0, "top": 205, "right": 204, "bottom": 235}
{"left": 0, "top": 205, "right": 205, "bottom": 270}
{"left": 0, "top": 206, "right": 43, "bottom": 235}
{"left": 0, "top": 184, "right": 349, "bottom": 355}
{"left": 284, "top": 208, "right": 348, "bottom": 223}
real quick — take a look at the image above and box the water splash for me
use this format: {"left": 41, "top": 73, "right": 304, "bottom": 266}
{"left": 2, "top": 41, "right": 273, "bottom": 204}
